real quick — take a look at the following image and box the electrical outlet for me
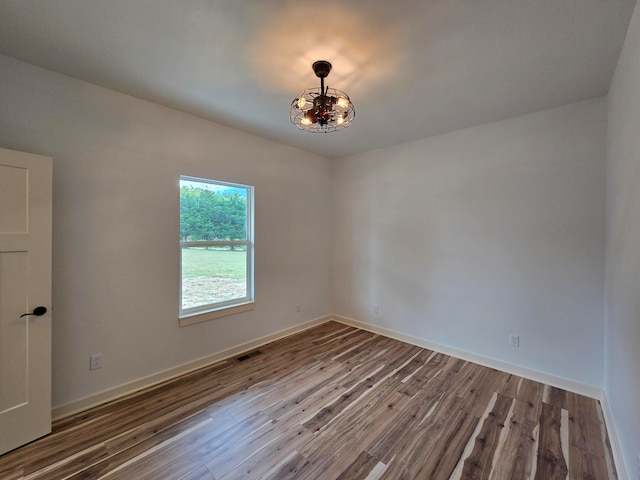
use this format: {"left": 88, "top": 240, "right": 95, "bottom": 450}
{"left": 90, "top": 353, "right": 103, "bottom": 370}
{"left": 509, "top": 334, "right": 519, "bottom": 348}
{"left": 296, "top": 303, "right": 301, "bottom": 313}
{"left": 373, "top": 304, "right": 379, "bottom": 314}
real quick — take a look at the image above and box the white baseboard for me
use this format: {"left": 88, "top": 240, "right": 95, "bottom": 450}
{"left": 600, "top": 390, "right": 630, "bottom": 480}
{"left": 52, "top": 315, "right": 332, "bottom": 420}
{"left": 330, "top": 314, "right": 602, "bottom": 399}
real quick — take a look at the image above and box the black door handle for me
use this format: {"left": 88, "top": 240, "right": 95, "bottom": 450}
{"left": 20, "top": 306, "right": 47, "bottom": 318}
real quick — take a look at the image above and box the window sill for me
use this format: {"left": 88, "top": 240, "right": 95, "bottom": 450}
{"left": 179, "top": 301, "right": 255, "bottom": 327}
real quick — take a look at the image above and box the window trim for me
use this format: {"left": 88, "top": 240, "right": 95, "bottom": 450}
{"left": 179, "top": 301, "right": 255, "bottom": 327}
{"left": 179, "top": 176, "right": 254, "bottom": 325}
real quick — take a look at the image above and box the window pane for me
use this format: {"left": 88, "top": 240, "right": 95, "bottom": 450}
{"left": 181, "top": 247, "right": 247, "bottom": 309}
{"left": 180, "top": 179, "right": 247, "bottom": 242}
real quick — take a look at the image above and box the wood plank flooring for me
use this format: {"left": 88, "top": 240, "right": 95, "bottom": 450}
{"left": 0, "top": 321, "right": 618, "bottom": 479}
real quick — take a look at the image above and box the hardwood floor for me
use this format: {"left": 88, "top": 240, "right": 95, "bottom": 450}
{"left": 0, "top": 321, "right": 617, "bottom": 479}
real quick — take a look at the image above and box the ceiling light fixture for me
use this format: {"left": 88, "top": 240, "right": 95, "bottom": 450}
{"left": 290, "top": 60, "right": 355, "bottom": 133}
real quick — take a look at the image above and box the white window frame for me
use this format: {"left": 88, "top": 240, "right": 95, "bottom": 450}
{"left": 179, "top": 176, "right": 254, "bottom": 326}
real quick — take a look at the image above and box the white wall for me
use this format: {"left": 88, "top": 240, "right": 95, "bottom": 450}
{"left": 333, "top": 99, "right": 607, "bottom": 388}
{"left": 0, "top": 54, "right": 333, "bottom": 408}
{"left": 606, "top": 1, "right": 640, "bottom": 476}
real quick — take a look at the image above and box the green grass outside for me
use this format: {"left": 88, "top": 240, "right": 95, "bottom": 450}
{"left": 181, "top": 248, "right": 247, "bottom": 280}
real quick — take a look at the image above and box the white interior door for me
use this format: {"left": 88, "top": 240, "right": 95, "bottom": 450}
{"left": 0, "top": 147, "right": 52, "bottom": 455}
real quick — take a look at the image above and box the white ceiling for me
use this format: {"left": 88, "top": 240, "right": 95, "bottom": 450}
{"left": 0, "top": 0, "right": 636, "bottom": 158}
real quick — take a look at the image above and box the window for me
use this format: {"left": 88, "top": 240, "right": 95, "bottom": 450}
{"left": 179, "top": 176, "right": 254, "bottom": 325}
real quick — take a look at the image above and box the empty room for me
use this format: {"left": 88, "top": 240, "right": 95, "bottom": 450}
{"left": 0, "top": 0, "right": 639, "bottom": 479}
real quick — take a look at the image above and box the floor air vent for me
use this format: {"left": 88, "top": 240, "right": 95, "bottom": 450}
{"left": 236, "top": 350, "right": 263, "bottom": 362}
